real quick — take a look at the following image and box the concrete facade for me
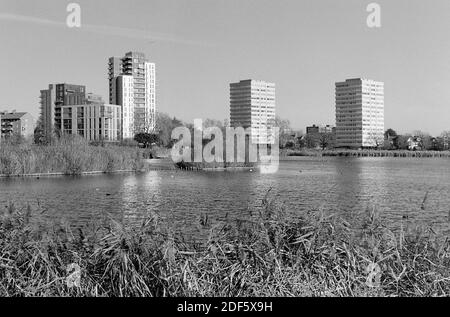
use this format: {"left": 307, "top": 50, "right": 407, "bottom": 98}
{"left": 335, "top": 78, "right": 384, "bottom": 148}
{"left": 0, "top": 111, "right": 36, "bottom": 139}
{"left": 230, "top": 79, "right": 276, "bottom": 144}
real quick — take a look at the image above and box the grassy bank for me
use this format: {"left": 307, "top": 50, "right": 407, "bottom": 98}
{"left": 0, "top": 137, "right": 144, "bottom": 176}
{"left": 1, "top": 194, "right": 448, "bottom": 297}
{"left": 287, "top": 149, "right": 450, "bottom": 158}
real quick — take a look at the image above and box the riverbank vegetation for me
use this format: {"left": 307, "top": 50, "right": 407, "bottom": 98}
{"left": 1, "top": 194, "right": 448, "bottom": 297}
{"left": 286, "top": 149, "right": 450, "bottom": 158}
{"left": 0, "top": 136, "right": 144, "bottom": 176}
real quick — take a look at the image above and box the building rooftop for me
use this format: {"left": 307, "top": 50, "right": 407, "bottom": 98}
{"left": 0, "top": 112, "right": 28, "bottom": 120}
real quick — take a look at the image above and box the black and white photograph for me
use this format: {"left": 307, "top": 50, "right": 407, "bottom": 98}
{"left": 0, "top": 0, "right": 449, "bottom": 304}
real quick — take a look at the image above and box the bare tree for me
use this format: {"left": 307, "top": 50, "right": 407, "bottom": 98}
{"left": 441, "top": 131, "right": 450, "bottom": 150}
{"left": 319, "top": 133, "right": 331, "bottom": 150}
{"left": 366, "top": 130, "right": 384, "bottom": 148}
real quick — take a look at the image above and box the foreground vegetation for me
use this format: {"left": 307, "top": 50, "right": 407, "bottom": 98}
{"left": 1, "top": 194, "right": 449, "bottom": 297}
{"left": 0, "top": 137, "right": 144, "bottom": 176}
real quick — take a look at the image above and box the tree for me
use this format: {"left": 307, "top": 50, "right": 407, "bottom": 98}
{"left": 319, "top": 133, "right": 331, "bottom": 150}
{"left": 366, "top": 130, "right": 384, "bottom": 148}
{"left": 134, "top": 133, "right": 160, "bottom": 148}
{"left": 274, "top": 116, "right": 292, "bottom": 148}
{"left": 397, "top": 135, "right": 411, "bottom": 150}
{"left": 430, "top": 137, "right": 445, "bottom": 151}
{"left": 155, "top": 112, "right": 185, "bottom": 148}
{"left": 412, "top": 131, "right": 432, "bottom": 150}
{"left": 304, "top": 134, "right": 316, "bottom": 149}
{"left": 440, "top": 131, "right": 450, "bottom": 150}
{"left": 384, "top": 128, "right": 398, "bottom": 149}
{"left": 203, "top": 118, "right": 223, "bottom": 129}
{"left": 384, "top": 128, "right": 397, "bottom": 139}
{"left": 33, "top": 121, "right": 47, "bottom": 145}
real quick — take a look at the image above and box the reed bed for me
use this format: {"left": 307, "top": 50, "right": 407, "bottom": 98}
{"left": 322, "top": 150, "right": 450, "bottom": 158}
{"left": 287, "top": 149, "right": 450, "bottom": 158}
{"left": 0, "top": 137, "right": 144, "bottom": 176}
{"left": 0, "top": 193, "right": 449, "bottom": 297}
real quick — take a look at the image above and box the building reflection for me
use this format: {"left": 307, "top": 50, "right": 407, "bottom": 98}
{"left": 119, "top": 171, "right": 162, "bottom": 226}
{"left": 330, "top": 158, "right": 390, "bottom": 220}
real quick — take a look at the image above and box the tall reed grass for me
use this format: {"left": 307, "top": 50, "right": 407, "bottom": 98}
{"left": 0, "top": 136, "right": 144, "bottom": 176}
{"left": 0, "top": 193, "right": 448, "bottom": 297}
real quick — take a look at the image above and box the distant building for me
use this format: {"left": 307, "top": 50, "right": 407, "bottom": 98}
{"left": 0, "top": 111, "right": 36, "bottom": 139}
{"left": 407, "top": 136, "right": 423, "bottom": 151}
{"left": 39, "top": 83, "right": 121, "bottom": 141}
{"left": 230, "top": 79, "right": 276, "bottom": 144}
{"left": 56, "top": 103, "right": 121, "bottom": 142}
{"left": 109, "top": 51, "right": 156, "bottom": 138}
{"left": 306, "top": 124, "right": 336, "bottom": 149}
{"left": 86, "top": 93, "right": 104, "bottom": 104}
{"left": 306, "top": 124, "right": 335, "bottom": 134}
{"left": 40, "top": 83, "right": 87, "bottom": 139}
{"left": 335, "top": 78, "right": 384, "bottom": 148}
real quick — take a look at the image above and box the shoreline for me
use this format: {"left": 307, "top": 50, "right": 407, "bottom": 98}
{"left": 285, "top": 149, "right": 450, "bottom": 158}
{"left": 0, "top": 169, "right": 144, "bottom": 178}
{"left": 3, "top": 152, "right": 450, "bottom": 178}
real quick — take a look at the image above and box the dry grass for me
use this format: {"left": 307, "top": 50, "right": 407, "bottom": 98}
{"left": 0, "top": 193, "right": 449, "bottom": 297}
{"left": 0, "top": 136, "right": 144, "bottom": 176}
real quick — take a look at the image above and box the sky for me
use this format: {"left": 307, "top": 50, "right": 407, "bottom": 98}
{"left": 1, "top": 0, "right": 450, "bottom": 135}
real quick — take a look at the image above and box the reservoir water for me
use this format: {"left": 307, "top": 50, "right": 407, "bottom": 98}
{"left": 2, "top": 157, "right": 450, "bottom": 239}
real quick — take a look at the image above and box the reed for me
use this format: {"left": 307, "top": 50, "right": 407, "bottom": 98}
{"left": 287, "top": 149, "right": 450, "bottom": 158}
{"left": 0, "top": 136, "right": 144, "bottom": 176}
{"left": 0, "top": 193, "right": 448, "bottom": 297}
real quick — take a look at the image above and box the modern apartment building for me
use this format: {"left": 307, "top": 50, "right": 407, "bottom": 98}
{"left": 230, "top": 79, "right": 276, "bottom": 144}
{"left": 57, "top": 103, "right": 121, "bottom": 142}
{"left": 39, "top": 83, "right": 121, "bottom": 141}
{"left": 40, "top": 83, "right": 86, "bottom": 139}
{"left": 108, "top": 51, "right": 156, "bottom": 139}
{"left": 335, "top": 78, "right": 384, "bottom": 148}
{"left": 0, "top": 111, "right": 35, "bottom": 139}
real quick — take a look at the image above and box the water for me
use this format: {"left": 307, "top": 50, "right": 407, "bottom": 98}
{"left": 1, "top": 157, "right": 450, "bottom": 238}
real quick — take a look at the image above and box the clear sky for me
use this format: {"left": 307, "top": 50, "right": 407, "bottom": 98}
{"left": 1, "top": 0, "right": 450, "bottom": 135}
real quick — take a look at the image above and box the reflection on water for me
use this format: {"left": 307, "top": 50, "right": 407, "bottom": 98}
{"left": 1, "top": 157, "right": 450, "bottom": 238}
{"left": 119, "top": 171, "right": 162, "bottom": 225}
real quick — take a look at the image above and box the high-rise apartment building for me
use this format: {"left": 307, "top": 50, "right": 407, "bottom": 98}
{"left": 108, "top": 51, "right": 156, "bottom": 139}
{"left": 335, "top": 78, "right": 384, "bottom": 148}
{"left": 230, "top": 79, "right": 276, "bottom": 144}
{"left": 40, "top": 83, "right": 86, "bottom": 139}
